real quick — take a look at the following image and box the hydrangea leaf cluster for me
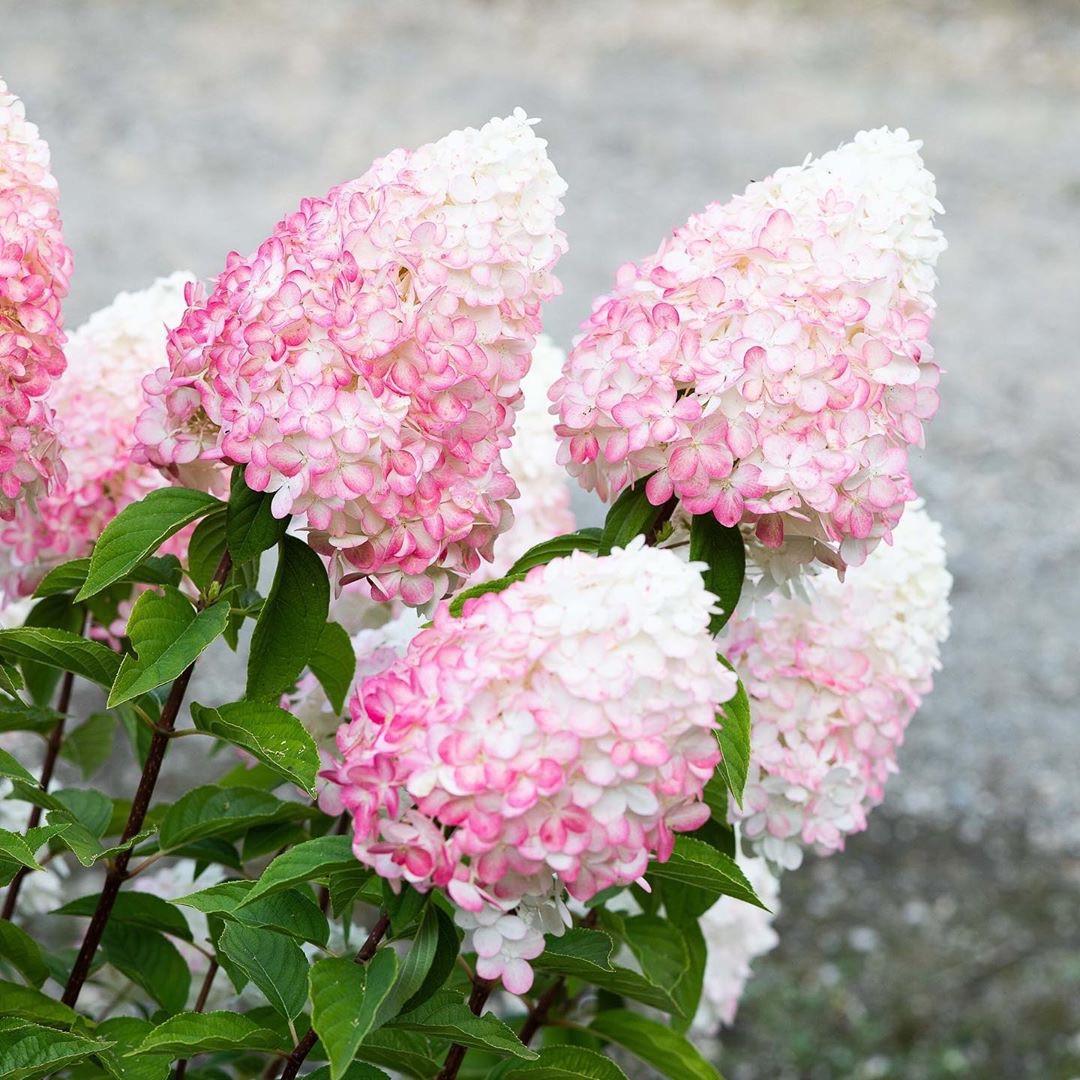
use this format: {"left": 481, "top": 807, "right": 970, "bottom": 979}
{"left": 135, "top": 109, "right": 568, "bottom": 605}
{"left": 324, "top": 540, "right": 737, "bottom": 991}
{"left": 0, "top": 273, "right": 192, "bottom": 600}
{"left": 0, "top": 78, "right": 72, "bottom": 518}
{"left": 551, "top": 128, "right": 946, "bottom": 572}
{"left": 724, "top": 503, "right": 952, "bottom": 869}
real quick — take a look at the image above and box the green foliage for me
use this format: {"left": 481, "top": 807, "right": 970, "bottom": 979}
{"left": 0, "top": 1021, "right": 112, "bottom": 1080}
{"left": 127, "top": 1012, "right": 288, "bottom": 1056}
{"left": 308, "top": 621, "right": 356, "bottom": 715}
{"left": 448, "top": 573, "right": 527, "bottom": 617}
{"left": 226, "top": 470, "right": 290, "bottom": 563}
{"left": 0, "top": 627, "right": 120, "bottom": 690}
{"left": 0, "top": 922, "right": 49, "bottom": 987}
{"left": 589, "top": 1009, "right": 721, "bottom": 1079}
{"left": 392, "top": 992, "right": 538, "bottom": 1060}
{"left": 54, "top": 892, "right": 193, "bottom": 942}
{"left": 76, "top": 487, "right": 223, "bottom": 601}
{"left": 173, "top": 880, "right": 328, "bottom": 947}
{"left": 101, "top": 924, "right": 191, "bottom": 1014}
{"left": 239, "top": 834, "right": 358, "bottom": 903}
{"left": 58, "top": 712, "right": 116, "bottom": 778}
{"left": 714, "top": 660, "right": 752, "bottom": 807}
{"left": 507, "top": 528, "right": 603, "bottom": 574}
{"left": 599, "top": 476, "right": 675, "bottom": 553}
{"left": 158, "top": 786, "right": 302, "bottom": 851}
{"left": 501, "top": 1047, "right": 630, "bottom": 1079}
{"left": 217, "top": 922, "right": 308, "bottom": 1019}
{"left": 34, "top": 554, "right": 183, "bottom": 599}
{"left": 648, "top": 835, "right": 766, "bottom": 908}
{"left": 688, "top": 513, "right": 745, "bottom": 634}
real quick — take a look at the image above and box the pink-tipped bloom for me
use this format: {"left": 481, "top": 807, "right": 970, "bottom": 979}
{"left": 724, "top": 503, "right": 952, "bottom": 869}
{"left": 0, "top": 79, "right": 72, "bottom": 518}
{"left": 136, "top": 109, "right": 568, "bottom": 605}
{"left": 551, "top": 128, "right": 945, "bottom": 573}
{"left": 0, "top": 274, "right": 193, "bottom": 600}
{"left": 324, "top": 540, "right": 737, "bottom": 990}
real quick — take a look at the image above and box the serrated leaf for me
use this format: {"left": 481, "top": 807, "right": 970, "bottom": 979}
{"left": 502, "top": 1046, "right": 630, "bottom": 1079}
{"left": 54, "top": 891, "right": 192, "bottom": 942}
{"left": 18, "top": 595, "right": 83, "bottom": 705}
{"left": 173, "top": 880, "right": 328, "bottom": 947}
{"left": 309, "top": 621, "right": 356, "bottom": 715}
{"left": 0, "top": 661, "right": 23, "bottom": 696}
{"left": 57, "top": 711, "right": 116, "bottom": 779}
{"left": 240, "top": 834, "right": 358, "bottom": 904}
{"left": 328, "top": 865, "right": 377, "bottom": 918}
{"left": 226, "top": 470, "right": 289, "bottom": 563}
{"left": 590, "top": 1010, "right": 720, "bottom": 1080}
{"left": 0, "top": 702, "right": 59, "bottom": 736}
{"left": 185, "top": 509, "right": 228, "bottom": 594}
{"left": 0, "top": 921, "right": 48, "bottom": 987}
{"left": 53, "top": 787, "right": 112, "bottom": 837}
{"left": 246, "top": 535, "right": 330, "bottom": 701}
{"left": 714, "top": 659, "right": 751, "bottom": 807}
{"left": 0, "top": 830, "right": 40, "bottom": 870}
{"left": 0, "top": 628, "right": 120, "bottom": 689}
{"left": 647, "top": 836, "right": 764, "bottom": 908}
{"left": 158, "top": 786, "right": 293, "bottom": 851}
{"left": 107, "top": 588, "right": 229, "bottom": 707}
{"left": 34, "top": 555, "right": 183, "bottom": 599}
{"left": 94, "top": 1017, "right": 171, "bottom": 1080}
{"left": 189, "top": 700, "right": 319, "bottom": 795}
{"left": 506, "top": 529, "right": 604, "bottom": 575}
{"left": 127, "top": 1011, "right": 288, "bottom": 1056}
{"left": 310, "top": 949, "right": 398, "bottom": 1079}
{"left": 77, "top": 487, "right": 223, "bottom": 601}
{"left": 599, "top": 477, "right": 675, "bottom": 554}
{"left": 392, "top": 992, "right": 537, "bottom": 1059}
{"left": 689, "top": 513, "right": 745, "bottom": 634}
{"left": 102, "top": 924, "right": 191, "bottom": 1014}
{"left": 448, "top": 574, "right": 526, "bottom": 618}
{"left": 306, "top": 1066, "right": 391, "bottom": 1080}
{"left": 617, "top": 915, "right": 694, "bottom": 1021}
{"left": 353, "top": 1028, "right": 442, "bottom": 1078}
{"left": 0, "top": 1022, "right": 111, "bottom": 1080}
{"left": 218, "top": 922, "right": 307, "bottom": 1019}
{"left": 0, "top": 748, "right": 36, "bottom": 786}
{"left": 0, "top": 980, "right": 78, "bottom": 1026}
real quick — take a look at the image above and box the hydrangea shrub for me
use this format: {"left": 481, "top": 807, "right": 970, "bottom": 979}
{"left": 0, "top": 90, "right": 950, "bottom": 1080}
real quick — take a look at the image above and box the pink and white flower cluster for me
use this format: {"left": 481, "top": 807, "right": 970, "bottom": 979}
{"left": 724, "top": 503, "right": 952, "bottom": 869}
{"left": 478, "top": 333, "right": 576, "bottom": 580}
{"left": 0, "top": 79, "right": 72, "bottom": 518}
{"left": 551, "top": 128, "right": 945, "bottom": 571}
{"left": 136, "top": 110, "right": 568, "bottom": 605}
{"left": 0, "top": 273, "right": 192, "bottom": 599}
{"left": 325, "top": 540, "right": 737, "bottom": 990}
{"left": 693, "top": 854, "right": 781, "bottom": 1032}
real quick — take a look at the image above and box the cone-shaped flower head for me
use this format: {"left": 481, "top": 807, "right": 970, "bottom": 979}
{"left": 551, "top": 128, "right": 945, "bottom": 572}
{"left": 136, "top": 109, "right": 568, "bottom": 605}
{"left": 1, "top": 273, "right": 193, "bottom": 599}
{"left": 0, "top": 78, "right": 72, "bottom": 518}
{"left": 724, "top": 502, "right": 952, "bottom": 868}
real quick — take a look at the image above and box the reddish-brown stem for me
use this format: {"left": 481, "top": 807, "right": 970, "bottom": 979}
{"left": 61, "top": 551, "right": 232, "bottom": 1007}
{"left": 317, "top": 814, "right": 350, "bottom": 914}
{"left": 2, "top": 608, "right": 88, "bottom": 922}
{"left": 271, "top": 909, "right": 392, "bottom": 1080}
{"left": 435, "top": 975, "right": 495, "bottom": 1080}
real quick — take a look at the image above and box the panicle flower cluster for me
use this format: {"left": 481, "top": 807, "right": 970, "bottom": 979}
{"left": 0, "top": 78, "right": 72, "bottom": 518}
{"left": 724, "top": 503, "right": 951, "bottom": 869}
{"left": 0, "top": 273, "right": 192, "bottom": 599}
{"left": 693, "top": 854, "right": 781, "bottom": 1033}
{"left": 136, "top": 110, "right": 568, "bottom": 605}
{"left": 325, "top": 540, "right": 736, "bottom": 990}
{"left": 551, "top": 128, "right": 946, "bottom": 571}
{"left": 476, "top": 333, "right": 575, "bottom": 580}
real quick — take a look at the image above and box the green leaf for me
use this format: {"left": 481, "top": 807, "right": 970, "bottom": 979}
{"left": 309, "top": 621, "right": 356, "bottom": 715}
{"left": 448, "top": 574, "right": 526, "bottom": 618}
{"left": 599, "top": 477, "right": 675, "bottom": 554}
{"left": 0, "top": 921, "right": 49, "bottom": 987}
{"left": 397, "top": 905, "right": 460, "bottom": 1017}
{"left": 58, "top": 712, "right": 116, "bottom": 779}
{"left": 502, "top": 1046, "right": 630, "bottom": 1079}
{"left": 617, "top": 915, "right": 697, "bottom": 1025}
{"left": 306, "top": 1066, "right": 391, "bottom": 1080}
{"left": 54, "top": 891, "right": 192, "bottom": 942}
{"left": 714, "top": 660, "right": 751, "bottom": 807}
{"left": 240, "top": 834, "right": 358, "bottom": 904}
{"left": 0, "top": 628, "right": 120, "bottom": 690}
{"left": 226, "top": 470, "right": 289, "bottom": 563}
{"left": 0, "top": 980, "right": 78, "bottom": 1026}
{"left": 392, "top": 992, "right": 537, "bottom": 1059}
{"left": 158, "top": 786, "right": 293, "bottom": 851}
{"left": 647, "top": 836, "right": 764, "bottom": 908}
{"left": 589, "top": 1010, "right": 720, "bottom": 1080}
{"left": 0, "top": 702, "right": 58, "bottom": 736}
{"left": 107, "top": 588, "right": 229, "bottom": 707}
{"left": 189, "top": 700, "right": 319, "bottom": 796}
{"left": 310, "top": 950, "right": 398, "bottom": 1079}
{"left": 53, "top": 787, "right": 113, "bottom": 837}
{"left": 173, "top": 880, "right": 328, "bottom": 948}
{"left": 34, "top": 555, "right": 183, "bottom": 599}
{"left": 246, "top": 535, "right": 330, "bottom": 702}
{"left": 0, "top": 1022, "right": 112, "bottom": 1080}
{"left": 102, "top": 924, "right": 191, "bottom": 1014}
{"left": 0, "top": 830, "right": 40, "bottom": 871}
{"left": 689, "top": 513, "right": 745, "bottom": 634}
{"left": 0, "top": 661, "right": 23, "bottom": 696}
{"left": 0, "top": 748, "right": 36, "bottom": 786}
{"left": 18, "top": 595, "right": 83, "bottom": 705}
{"left": 185, "top": 509, "right": 228, "bottom": 594}
{"left": 218, "top": 922, "right": 308, "bottom": 1019}
{"left": 94, "top": 1017, "right": 171, "bottom": 1080}
{"left": 506, "top": 529, "right": 603, "bottom": 575}
{"left": 127, "top": 1011, "right": 288, "bottom": 1056}
{"left": 353, "top": 1028, "right": 442, "bottom": 1078}
{"left": 77, "top": 487, "right": 223, "bottom": 601}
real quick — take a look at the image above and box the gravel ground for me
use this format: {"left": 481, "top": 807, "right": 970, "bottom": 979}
{"left": 3, "top": 1, "right": 1078, "bottom": 1075}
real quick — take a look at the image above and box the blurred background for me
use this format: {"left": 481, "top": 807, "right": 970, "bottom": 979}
{"left": 3, "top": 1, "right": 1079, "bottom": 1076}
